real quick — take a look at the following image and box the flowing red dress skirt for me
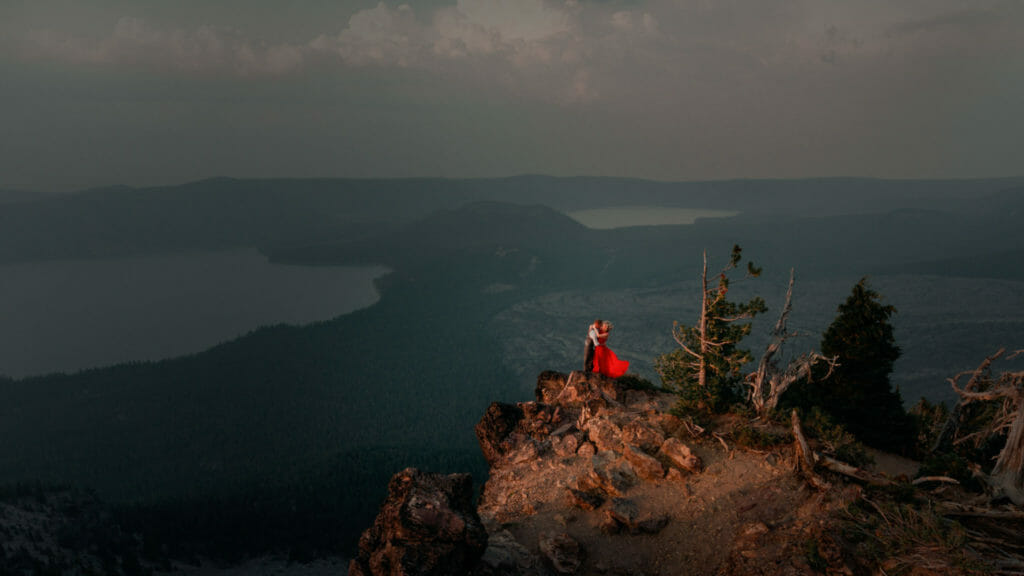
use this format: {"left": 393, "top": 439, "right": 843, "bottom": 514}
{"left": 594, "top": 345, "right": 629, "bottom": 378}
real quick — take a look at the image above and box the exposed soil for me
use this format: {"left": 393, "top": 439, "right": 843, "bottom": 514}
{"left": 477, "top": 395, "right": 866, "bottom": 576}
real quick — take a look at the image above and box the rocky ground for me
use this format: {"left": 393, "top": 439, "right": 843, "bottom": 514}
{"left": 349, "top": 371, "right": 898, "bottom": 576}
{"left": 474, "top": 372, "right": 867, "bottom": 576}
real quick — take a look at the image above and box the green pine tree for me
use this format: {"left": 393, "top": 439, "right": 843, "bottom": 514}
{"left": 809, "top": 277, "right": 913, "bottom": 452}
{"left": 656, "top": 245, "right": 766, "bottom": 414}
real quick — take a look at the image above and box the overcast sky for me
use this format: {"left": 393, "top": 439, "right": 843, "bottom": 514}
{"left": 2, "top": 0, "right": 1023, "bottom": 191}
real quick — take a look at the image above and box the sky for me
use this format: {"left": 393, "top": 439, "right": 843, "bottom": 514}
{"left": 2, "top": 0, "right": 1023, "bottom": 192}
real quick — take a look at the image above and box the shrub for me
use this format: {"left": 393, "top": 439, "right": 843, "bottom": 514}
{"left": 732, "top": 422, "right": 791, "bottom": 449}
{"left": 803, "top": 407, "right": 873, "bottom": 468}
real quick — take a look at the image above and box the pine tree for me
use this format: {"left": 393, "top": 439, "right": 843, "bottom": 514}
{"left": 656, "top": 245, "right": 766, "bottom": 414}
{"left": 811, "top": 277, "right": 912, "bottom": 451}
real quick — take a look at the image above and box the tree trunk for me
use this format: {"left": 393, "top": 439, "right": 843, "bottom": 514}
{"left": 990, "top": 389, "right": 1024, "bottom": 505}
{"left": 698, "top": 250, "right": 708, "bottom": 389}
{"left": 791, "top": 409, "right": 829, "bottom": 490}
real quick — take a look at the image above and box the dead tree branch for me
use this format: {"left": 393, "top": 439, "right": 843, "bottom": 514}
{"left": 933, "top": 349, "right": 1005, "bottom": 453}
{"left": 747, "top": 269, "right": 836, "bottom": 417}
{"left": 943, "top": 349, "right": 1024, "bottom": 505}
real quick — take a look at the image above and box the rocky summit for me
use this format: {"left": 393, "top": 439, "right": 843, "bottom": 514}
{"left": 350, "top": 371, "right": 860, "bottom": 576}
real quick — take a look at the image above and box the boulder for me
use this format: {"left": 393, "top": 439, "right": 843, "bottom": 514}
{"left": 622, "top": 445, "right": 665, "bottom": 481}
{"left": 508, "top": 438, "right": 542, "bottom": 465}
{"left": 565, "top": 487, "right": 605, "bottom": 511}
{"left": 538, "top": 532, "right": 584, "bottom": 575}
{"left": 476, "top": 402, "right": 526, "bottom": 466}
{"left": 576, "top": 441, "right": 596, "bottom": 458}
{"left": 658, "top": 437, "right": 703, "bottom": 473}
{"left": 535, "top": 371, "right": 570, "bottom": 404}
{"left": 665, "top": 468, "right": 687, "bottom": 485}
{"left": 607, "top": 497, "right": 639, "bottom": 528}
{"left": 621, "top": 419, "right": 666, "bottom": 454}
{"left": 475, "top": 529, "right": 549, "bottom": 576}
{"left": 552, "top": 434, "right": 579, "bottom": 459}
{"left": 349, "top": 468, "right": 487, "bottom": 576}
{"left": 536, "top": 371, "right": 607, "bottom": 408}
{"left": 520, "top": 402, "right": 563, "bottom": 437}
{"left": 587, "top": 451, "right": 638, "bottom": 497}
{"left": 586, "top": 417, "right": 623, "bottom": 453}
{"left": 602, "top": 498, "right": 671, "bottom": 535}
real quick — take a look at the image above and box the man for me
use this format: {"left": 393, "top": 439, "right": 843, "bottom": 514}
{"left": 583, "top": 319, "right": 602, "bottom": 373}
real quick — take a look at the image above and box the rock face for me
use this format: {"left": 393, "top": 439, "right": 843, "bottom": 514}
{"left": 348, "top": 468, "right": 487, "bottom": 576}
{"left": 474, "top": 372, "right": 701, "bottom": 490}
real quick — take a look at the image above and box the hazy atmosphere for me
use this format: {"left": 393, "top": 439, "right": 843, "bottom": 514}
{"left": 3, "top": 2, "right": 1024, "bottom": 573}
{"left": 3, "top": 0, "right": 1024, "bottom": 191}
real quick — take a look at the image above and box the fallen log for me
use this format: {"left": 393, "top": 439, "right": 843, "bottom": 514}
{"left": 912, "top": 476, "right": 960, "bottom": 486}
{"left": 817, "top": 454, "right": 895, "bottom": 487}
{"left": 936, "top": 501, "right": 1024, "bottom": 520}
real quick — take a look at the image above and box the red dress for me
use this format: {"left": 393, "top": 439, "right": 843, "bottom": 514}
{"left": 593, "top": 335, "right": 629, "bottom": 378}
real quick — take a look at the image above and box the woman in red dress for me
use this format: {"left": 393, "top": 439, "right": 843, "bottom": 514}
{"left": 593, "top": 321, "right": 629, "bottom": 378}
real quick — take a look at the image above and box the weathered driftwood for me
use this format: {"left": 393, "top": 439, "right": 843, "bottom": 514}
{"left": 747, "top": 269, "right": 836, "bottom": 417}
{"left": 947, "top": 349, "right": 1024, "bottom": 505}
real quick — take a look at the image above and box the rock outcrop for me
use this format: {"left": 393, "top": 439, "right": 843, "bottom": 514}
{"left": 352, "top": 370, "right": 855, "bottom": 575}
{"left": 348, "top": 468, "right": 487, "bottom": 576}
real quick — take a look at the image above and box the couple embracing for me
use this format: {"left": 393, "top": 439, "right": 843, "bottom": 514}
{"left": 583, "top": 319, "right": 629, "bottom": 379}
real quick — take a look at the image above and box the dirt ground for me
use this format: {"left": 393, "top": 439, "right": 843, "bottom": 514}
{"left": 483, "top": 427, "right": 863, "bottom": 576}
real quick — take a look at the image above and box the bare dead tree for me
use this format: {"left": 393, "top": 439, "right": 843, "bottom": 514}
{"left": 746, "top": 269, "right": 837, "bottom": 417}
{"left": 674, "top": 250, "right": 712, "bottom": 389}
{"left": 932, "top": 349, "right": 1005, "bottom": 453}
{"left": 948, "top": 349, "right": 1024, "bottom": 505}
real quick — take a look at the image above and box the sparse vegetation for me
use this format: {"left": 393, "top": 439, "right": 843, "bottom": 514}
{"left": 841, "top": 499, "right": 984, "bottom": 575}
{"left": 731, "top": 422, "right": 791, "bottom": 450}
{"left": 656, "top": 245, "right": 766, "bottom": 415}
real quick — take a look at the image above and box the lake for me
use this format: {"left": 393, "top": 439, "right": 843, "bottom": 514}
{"left": 0, "top": 249, "right": 388, "bottom": 378}
{"left": 567, "top": 206, "right": 738, "bottom": 228}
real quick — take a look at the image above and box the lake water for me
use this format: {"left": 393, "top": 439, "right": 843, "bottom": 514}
{"left": 0, "top": 249, "right": 388, "bottom": 378}
{"left": 567, "top": 206, "right": 738, "bottom": 229}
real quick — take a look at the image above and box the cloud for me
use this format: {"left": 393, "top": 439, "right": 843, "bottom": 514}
{"left": 885, "top": 8, "right": 1004, "bottom": 39}
{"left": 310, "top": 3, "right": 429, "bottom": 67}
{"left": 17, "top": 0, "right": 1024, "bottom": 107}
{"left": 26, "top": 16, "right": 308, "bottom": 75}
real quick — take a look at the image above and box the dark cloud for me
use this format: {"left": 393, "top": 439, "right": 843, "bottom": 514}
{"left": 1, "top": 0, "right": 1022, "bottom": 190}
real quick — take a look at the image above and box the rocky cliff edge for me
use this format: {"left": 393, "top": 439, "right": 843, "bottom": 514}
{"left": 348, "top": 371, "right": 862, "bottom": 576}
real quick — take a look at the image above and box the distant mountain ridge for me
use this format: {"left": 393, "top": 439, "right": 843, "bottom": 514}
{"left": 1, "top": 175, "right": 1022, "bottom": 264}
